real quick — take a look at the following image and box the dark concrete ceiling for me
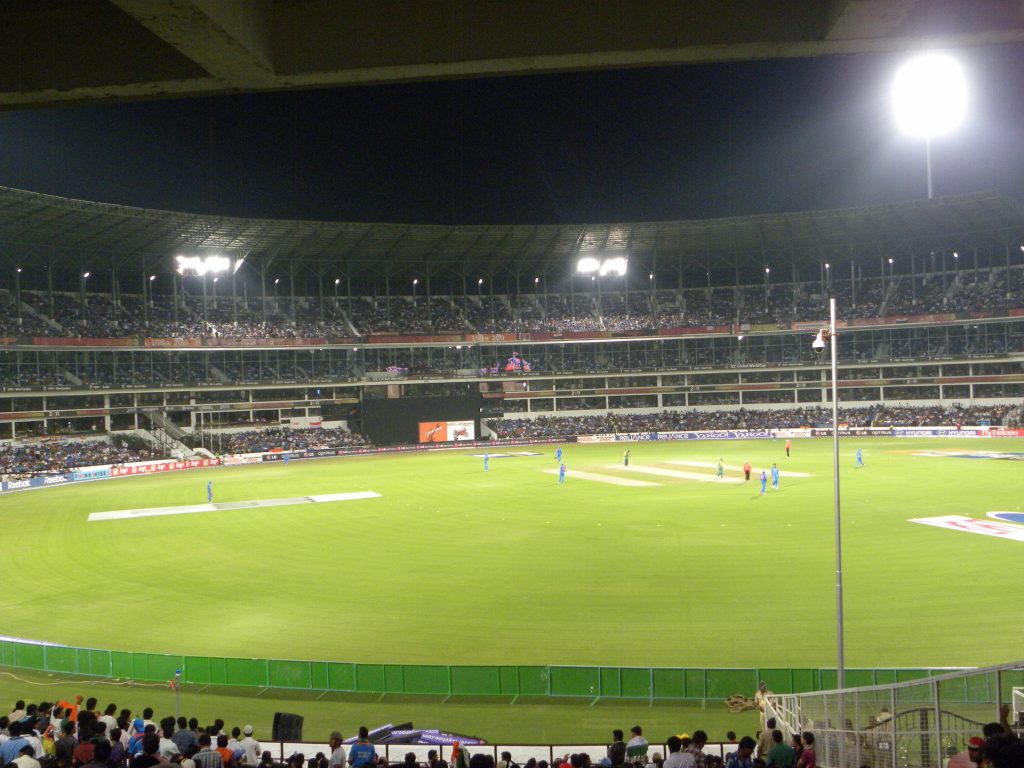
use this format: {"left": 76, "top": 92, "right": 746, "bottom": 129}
{"left": 4, "top": 0, "right": 1024, "bottom": 109}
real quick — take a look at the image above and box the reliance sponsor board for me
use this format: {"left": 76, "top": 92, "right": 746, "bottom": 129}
{"left": 222, "top": 454, "right": 263, "bottom": 466}
{"left": 112, "top": 458, "right": 220, "bottom": 476}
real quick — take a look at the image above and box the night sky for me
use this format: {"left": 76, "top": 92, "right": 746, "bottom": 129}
{"left": 1, "top": 43, "right": 1023, "bottom": 226}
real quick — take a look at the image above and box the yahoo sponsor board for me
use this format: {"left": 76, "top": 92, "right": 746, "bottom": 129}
{"left": 657, "top": 429, "right": 773, "bottom": 441}
{"left": 909, "top": 515, "right": 1024, "bottom": 542}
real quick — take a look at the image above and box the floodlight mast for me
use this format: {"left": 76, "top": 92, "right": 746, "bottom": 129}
{"left": 892, "top": 52, "right": 967, "bottom": 199}
{"left": 829, "top": 297, "right": 843, "bottom": 692}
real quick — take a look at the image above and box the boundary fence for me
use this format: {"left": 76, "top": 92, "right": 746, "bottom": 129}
{"left": 0, "top": 638, "right": 974, "bottom": 701}
{"left": 765, "top": 660, "right": 1024, "bottom": 768}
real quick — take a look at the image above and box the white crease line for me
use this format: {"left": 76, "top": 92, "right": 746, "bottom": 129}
{"left": 542, "top": 468, "right": 660, "bottom": 487}
{"left": 668, "top": 460, "right": 811, "bottom": 477}
{"left": 610, "top": 465, "right": 745, "bottom": 484}
{"left": 88, "top": 491, "right": 381, "bottom": 521}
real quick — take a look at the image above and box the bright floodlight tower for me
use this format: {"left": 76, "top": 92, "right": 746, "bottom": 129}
{"left": 892, "top": 52, "right": 968, "bottom": 199}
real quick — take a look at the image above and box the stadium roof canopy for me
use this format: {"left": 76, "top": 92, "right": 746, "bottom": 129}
{"left": 0, "top": 185, "right": 1022, "bottom": 288}
{"left": 3, "top": 0, "right": 1024, "bottom": 109}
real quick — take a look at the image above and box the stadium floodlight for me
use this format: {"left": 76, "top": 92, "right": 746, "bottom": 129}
{"left": 810, "top": 298, "right": 845, "bottom": 690}
{"left": 149, "top": 274, "right": 156, "bottom": 281}
{"left": 576, "top": 256, "right": 600, "bottom": 274}
{"left": 892, "top": 52, "right": 967, "bottom": 198}
{"left": 82, "top": 271, "right": 90, "bottom": 279}
{"left": 175, "top": 254, "right": 232, "bottom": 276}
{"left": 599, "top": 257, "right": 628, "bottom": 277}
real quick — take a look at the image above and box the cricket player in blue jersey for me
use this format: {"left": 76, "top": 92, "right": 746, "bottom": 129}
{"left": 207, "top": 481, "right": 213, "bottom": 503}
{"left": 283, "top": 453, "right": 290, "bottom": 465}
{"left": 771, "top": 463, "right": 780, "bottom": 490}
{"left": 483, "top": 453, "right": 489, "bottom": 472}
{"left": 759, "top": 470, "right": 767, "bottom": 495}
{"left": 558, "top": 463, "right": 566, "bottom": 484}
{"left": 555, "top": 446, "right": 563, "bottom": 462}
{"left": 855, "top": 448, "right": 864, "bottom": 468}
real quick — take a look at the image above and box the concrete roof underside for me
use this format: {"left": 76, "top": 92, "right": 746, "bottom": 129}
{"left": 4, "top": 0, "right": 1024, "bottom": 109}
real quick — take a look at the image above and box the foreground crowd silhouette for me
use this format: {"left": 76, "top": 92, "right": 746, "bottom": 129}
{"left": 0, "top": 696, "right": 1020, "bottom": 768}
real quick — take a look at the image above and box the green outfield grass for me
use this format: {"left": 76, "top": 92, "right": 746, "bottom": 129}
{"left": 3, "top": 437, "right": 1022, "bottom": 668}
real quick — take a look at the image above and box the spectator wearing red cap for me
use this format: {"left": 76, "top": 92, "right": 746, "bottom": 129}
{"left": 947, "top": 737, "right": 985, "bottom": 768}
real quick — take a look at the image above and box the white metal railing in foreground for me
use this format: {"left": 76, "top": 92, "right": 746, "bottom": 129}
{"left": 764, "top": 660, "right": 1024, "bottom": 768}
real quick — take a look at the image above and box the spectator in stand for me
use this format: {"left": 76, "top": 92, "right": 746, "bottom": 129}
{"left": 172, "top": 719, "right": 196, "bottom": 756}
{"left": 15, "top": 742, "right": 42, "bottom": 768}
{"left": 794, "top": 734, "right": 814, "bottom": 768}
{"left": 347, "top": 728, "right": 375, "bottom": 768}
{"left": 756, "top": 720, "right": 776, "bottom": 761}
{"left": 606, "top": 730, "right": 626, "bottom": 767}
{"left": 131, "top": 734, "right": 164, "bottom": 768}
{"left": 682, "top": 732, "right": 707, "bottom": 768}
{"left": 725, "top": 738, "right": 755, "bottom": 768}
{"left": 326, "top": 733, "right": 345, "bottom": 768}
{"left": 159, "top": 724, "right": 181, "bottom": 761}
{"left": 193, "top": 735, "right": 223, "bottom": 768}
{"left": 764, "top": 731, "right": 794, "bottom": 768}
{"left": 662, "top": 737, "right": 688, "bottom": 768}
{"left": 215, "top": 735, "right": 234, "bottom": 767}
{"left": 238, "top": 727, "right": 259, "bottom": 767}
{"left": 55, "top": 719, "right": 77, "bottom": 766}
{"left": 1, "top": 722, "right": 30, "bottom": 764}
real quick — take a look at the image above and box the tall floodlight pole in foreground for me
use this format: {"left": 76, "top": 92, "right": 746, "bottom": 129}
{"left": 812, "top": 298, "right": 843, "bottom": 689}
{"left": 892, "top": 52, "right": 968, "bottom": 199}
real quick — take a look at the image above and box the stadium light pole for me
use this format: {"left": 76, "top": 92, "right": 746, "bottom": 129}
{"left": 892, "top": 52, "right": 968, "bottom": 199}
{"left": 814, "top": 298, "right": 845, "bottom": 691}
{"left": 829, "top": 297, "right": 844, "bottom": 692}
{"left": 80, "top": 271, "right": 91, "bottom": 324}
{"left": 412, "top": 278, "right": 418, "bottom": 307}
{"left": 14, "top": 267, "right": 21, "bottom": 323}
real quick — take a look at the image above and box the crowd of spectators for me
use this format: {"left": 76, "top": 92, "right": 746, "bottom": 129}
{"left": 485, "top": 403, "right": 1020, "bottom": 439}
{"left": 0, "top": 437, "right": 159, "bottom": 475}
{"left": 1, "top": 265, "right": 1023, "bottom": 340}
{"left": 217, "top": 427, "right": 367, "bottom": 455}
{"left": 1, "top": 695, "right": 1020, "bottom": 768}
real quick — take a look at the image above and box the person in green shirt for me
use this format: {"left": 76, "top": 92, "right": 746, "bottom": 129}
{"left": 765, "top": 730, "right": 795, "bottom": 768}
